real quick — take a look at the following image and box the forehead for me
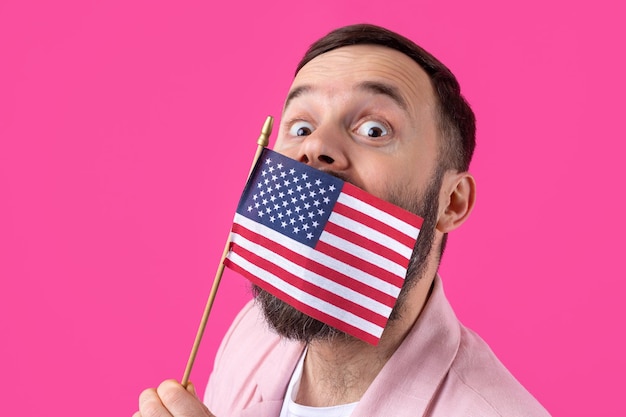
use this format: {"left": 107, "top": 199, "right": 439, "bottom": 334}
{"left": 290, "top": 44, "right": 436, "bottom": 114}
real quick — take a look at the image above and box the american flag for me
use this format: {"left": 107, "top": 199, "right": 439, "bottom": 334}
{"left": 224, "top": 149, "right": 423, "bottom": 345}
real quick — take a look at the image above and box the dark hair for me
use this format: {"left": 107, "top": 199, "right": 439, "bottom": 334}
{"left": 296, "top": 24, "right": 476, "bottom": 172}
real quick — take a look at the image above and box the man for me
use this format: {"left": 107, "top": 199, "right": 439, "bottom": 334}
{"left": 135, "top": 24, "right": 550, "bottom": 416}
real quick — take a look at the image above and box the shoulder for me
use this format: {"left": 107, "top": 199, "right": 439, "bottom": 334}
{"left": 435, "top": 325, "right": 551, "bottom": 417}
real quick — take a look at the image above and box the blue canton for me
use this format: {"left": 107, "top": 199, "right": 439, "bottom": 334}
{"left": 237, "top": 150, "right": 344, "bottom": 247}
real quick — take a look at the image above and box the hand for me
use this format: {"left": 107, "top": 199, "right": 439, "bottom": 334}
{"left": 133, "top": 379, "right": 215, "bottom": 417}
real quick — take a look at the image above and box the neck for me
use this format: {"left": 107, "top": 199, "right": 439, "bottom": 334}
{"left": 295, "top": 270, "right": 436, "bottom": 407}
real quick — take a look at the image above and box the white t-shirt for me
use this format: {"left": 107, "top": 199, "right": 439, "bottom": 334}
{"left": 279, "top": 348, "right": 358, "bottom": 417}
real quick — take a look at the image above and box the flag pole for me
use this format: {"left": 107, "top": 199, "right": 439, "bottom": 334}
{"left": 181, "top": 116, "right": 273, "bottom": 388}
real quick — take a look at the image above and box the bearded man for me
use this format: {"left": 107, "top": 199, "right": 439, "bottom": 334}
{"left": 135, "top": 24, "right": 551, "bottom": 417}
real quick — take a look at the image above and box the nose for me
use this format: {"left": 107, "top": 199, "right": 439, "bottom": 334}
{"left": 297, "top": 128, "right": 349, "bottom": 172}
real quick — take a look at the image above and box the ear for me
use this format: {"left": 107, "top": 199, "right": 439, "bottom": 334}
{"left": 436, "top": 172, "right": 476, "bottom": 233}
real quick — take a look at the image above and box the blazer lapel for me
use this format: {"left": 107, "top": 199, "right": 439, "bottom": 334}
{"left": 351, "top": 277, "right": 461, "bottom": 417}
{"left": 239, "top": 339, "right": 305, "bottom": 417}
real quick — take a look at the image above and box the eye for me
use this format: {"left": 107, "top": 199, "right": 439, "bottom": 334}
{"left": 288, "top": 121, "right": 314, "bottom": 137}
{"left": 356, "top": 120, "right": 389, "bottom": 138}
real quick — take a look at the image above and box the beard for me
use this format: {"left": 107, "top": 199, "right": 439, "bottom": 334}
{"left": 252, "top": 167, "right": 444, "bottom": 344}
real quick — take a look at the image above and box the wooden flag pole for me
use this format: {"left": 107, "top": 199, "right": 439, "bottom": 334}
{"left": 181, "top": 116, "right": 273, "bottom": 388}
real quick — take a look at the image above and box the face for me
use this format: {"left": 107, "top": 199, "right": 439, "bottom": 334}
{"left": 255, "top": 45, "right": 445, "bottom": 342}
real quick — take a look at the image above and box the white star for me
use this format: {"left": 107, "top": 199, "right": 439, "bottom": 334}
{"left": 302, "top": 223, "right": 309, "bottom": 231}
{"left": 261, "top": 169, "right": 267, "bottom": 177}
{"left": 329, "top": 185, "right": 336, "bottom": 192}
{"left": 281, "top": 221, "right": 287, "bottom": 228}
{"left": 289, "top": 168, "right": 295, "bottom": 175}
{"left": 296, "top": 185, "right": 303, "bottom": 193}
{"left": 269, "top": 216, "right": 276, "bottom": 222}
{"left": 318, "top": 188, "right": 326, "bottom": 195}
{"left": 265, "top": 158, "right": 272, "bottom": 165}
{"left": 312, "top": 221, "right": 319, "bottom": 228}
{"left": 305, "top": 182, "right": 312, "bottom": 189}
{"left": 247, "top": 205, "right": 253, "bottom": 212}
{"left": 277, "top": 163, "right": 283, "bottom": 169}
{"left": 285, "top": 209, "right": 292, "bottom": 216}
{"left": 317, "top": 209, "right": 325, "bottom": 216}
{"left": 323, "top": 197, "right": 330, "bottom": 204}
{"left": 298, "top": 214, "right": 305, "bottom": 222}
{"left": 315, "top": 179, "right": 322, "bottom": 186}
{"left": 293, "top": 227, "right": 299, "bottom": 234}
{"left": 304, "top": 202, "right": 311, "bottom": 210}
{"left": 294, "top": 206, "right": 301, "bottom": 213}
{"left": 306, "top": 232, "right": 314, "bottom": 240}
{"left": 313, "top": 200, "right": 320, "bottom": 207}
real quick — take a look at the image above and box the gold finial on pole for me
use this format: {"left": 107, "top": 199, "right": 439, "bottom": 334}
{"left": 258, "top": 115, "right": 273, "bottom": 147}
{"left": 181, "top": 116, "right": 274, "bottom": 387}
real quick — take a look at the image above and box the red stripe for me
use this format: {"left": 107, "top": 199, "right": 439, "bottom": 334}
{"left": 225, "top": 259, "right": 382, "bottom": 345}
{"left": 341, "top": 183, "right": 424, "bottom": 229}
{"left": 323, "top": 221, "right": 410, "bottom": 269}
{"left": 231, "top": 223, "right": 398, "bottom": 306}
{"left": 332, "top": 202, "right": 417, "bottom": 248}
{"left": 315, "top": 240, "right": 405, "bottom": 289}
{"left": 229, "top": 243, "right": 389, "bottom": 328}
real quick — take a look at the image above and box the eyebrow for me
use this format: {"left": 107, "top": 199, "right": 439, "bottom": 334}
{"left": 357, "top": 81, "right": 408, "bottom": 113}
{"left": 284, "top": 85, "right": 312, "bottom": 110}
{"left": 284, "top": 81, "right": 409, "bottom": 113}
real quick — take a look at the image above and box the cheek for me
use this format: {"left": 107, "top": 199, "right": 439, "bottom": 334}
{"left": 354, "top": 165, "right": 396, "bottom": 199}
{"left": 272, "top": 135, "right": 296, "bottom": 158}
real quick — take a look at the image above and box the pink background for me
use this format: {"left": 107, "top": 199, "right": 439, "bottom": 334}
{"left": 1, "top": 0, "right": 624, "bottom": 415}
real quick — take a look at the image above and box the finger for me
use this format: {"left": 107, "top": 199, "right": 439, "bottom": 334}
{"left": 139, "top": 387, "right": 172, "bottom": 417}
{"left": 157, "top": 380, "right": 213, "bottom": 417}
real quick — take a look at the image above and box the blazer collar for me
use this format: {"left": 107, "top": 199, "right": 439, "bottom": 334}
{"left": 350, "top": 276, "right": 461, "bottom": 417}
{"left": 240, "top": 276, "right": 460, "bottom": 417}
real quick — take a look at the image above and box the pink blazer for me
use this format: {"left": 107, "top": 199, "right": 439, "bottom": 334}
{"left": 204, "top": 277, "right": 551, "bottom": 417}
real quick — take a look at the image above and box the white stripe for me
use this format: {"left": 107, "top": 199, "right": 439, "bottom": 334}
{"left": 228, "top": 250, "right": 384, "bottom": 338}
{"left": 319, "top": 231, "right": 407, "bottom": 277}
{"left": 233, "top": 214, "right": 402, "bottom": 296}
{"left": 337, "top": 193, "right": 420, "bottom": 239}
{"left": 229, "top": 232, "right": 394, "bottom": 315}
{"left": 328, "top": 212, "right": 414, "bottom": 260}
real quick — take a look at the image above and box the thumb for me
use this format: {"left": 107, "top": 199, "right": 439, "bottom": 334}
{"left": 186, "top": 381, "right": 198, "bottom": 398}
